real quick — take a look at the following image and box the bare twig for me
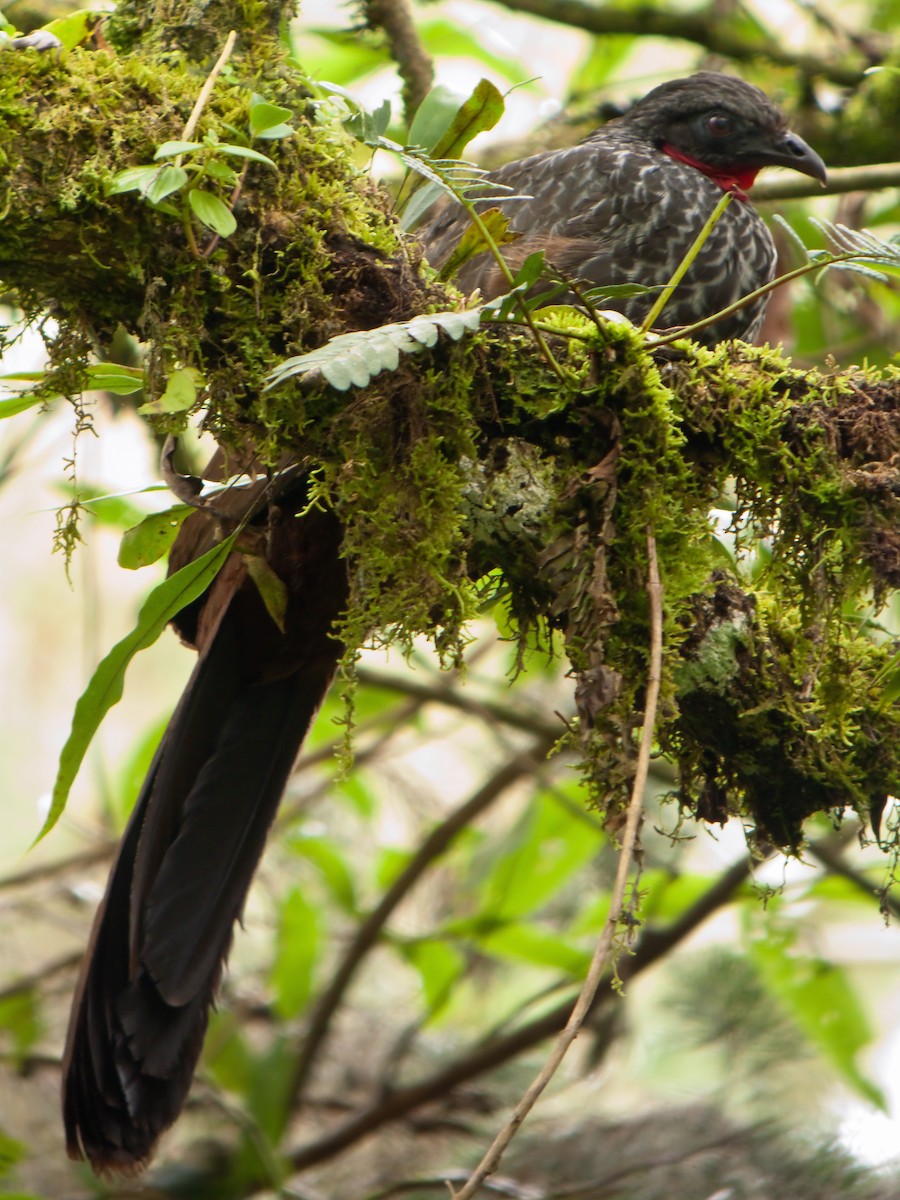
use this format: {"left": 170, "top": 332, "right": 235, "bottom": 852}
{"left": 365, "top": 0, "right": 434, "bottom": 122}
{"left": 807, "top": 835, "right": 900, "bottom": 919}
{"left": 172, "top": 29, "right": 238, "bottom": 258}
{"left": 0, "top": 842, "right": 115, "bottom": 893}
{"left": 367, "top": 1170, "right": 543, "bottom": 1200}
{"left": 179, "top": 29, "right": 239, "bottom": 147}
{"left": 450, "top": 533, "right": 663, "bottom": 1199}
{"left": 0, "top": 950, "right": 83, "bottom": 1003}
{"left": 355, "top": 667, "right": 566, "bottom": 739}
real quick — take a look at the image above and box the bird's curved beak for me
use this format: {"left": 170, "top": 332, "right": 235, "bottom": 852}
{"left": 762, "top": 130, "right": 828, "bottom": 186}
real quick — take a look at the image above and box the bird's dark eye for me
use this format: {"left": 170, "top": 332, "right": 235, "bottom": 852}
{"left": 706, "top": 113, "right": 733, "bottom": 136}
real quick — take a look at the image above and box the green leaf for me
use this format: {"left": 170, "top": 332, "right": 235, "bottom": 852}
{"left": 0, "top": 990, "right": 41, "bottom": 1065}
{"left": 403, "top": 80, "right": 505, "bottom": 209}
{"left": 479, "top": 923, "right": 591, "bottom": 975}
{"left": 402, "top": 939, "right": 465, "bottom": 1015}
{"left": 476, "top": 791, "right": 602, "bottom": 920}
{"left": 249, "top": 99, "right": 294, "bottom": 136}
{"left": 43, "top": 8, "right": 96, "bottom": 49}
{"left": 38, "top": 533, "right": 237, "bottom": 841}
{"left": 0, "top": 392, "right": 45, "bottom": 419}
{"left": 240, "top": 1038, "right": 296, "bottom": 1145}
{"left": 144, "top": 163, "right": 189, "bottom": 204}
{"left": 188, "top": 188, "right": 237, "bottom": 236}
{"left": 0, "top": 1131, "right": 25, "bottom": 1178}
{"left": 334, "top": 773, "right": 377, "bottom": 818}
{"left": 398, "top": 178, "right": 447, "bottom": 232}
{"left": 1, "top": 362, "right": 144, "bottom": 399}
{"left": 203, "top": 159, "right": 240, "bottom": 183}
{"left": 375, "top": 845, "right": 414, "bottom": 890}
{"left": 83, "top": 362, "right": 146, "bottom": 394}
{"left": 567, "top": 34, "right": 634, "bottom": 97}
{"left": 266, "top": 310, "right": 482, "bottom": 392}
{"left": 484, "top": 269, "right": 573, "bottom": 323}
{"left": 419, "top": 19, "right": 530, "bottom": 84}
{"left": 297, "top": 33, "right": 387, "bottom": 84}
{"left": 108, "top": 165, "right": 160, "bottom": 196}
{"left": 630, "top": 870, "right": 725, "bottom": 925}
{"left": 244, "top": 553, "right": 288, "bottom": 631}
{"left": 215, "top": 143, "right": 277, "bottom": 166}
{"left": 112, "top": 714, "right": 167, "bottom": 828}
{"left": 137, "top": 365, "right": 202, "bottom": 415}
{"left": 881, "top": 665, "right": 900, "bottom": 707}
{"left": 437, "top": 207, "right": 516, "bottom": 282}
{"left": 271, "top": 887, "right": 319, "bottom": 1018}
{"left": 429, "top": 78, "right": 505, "bottom": 162}
{"left": 749, "top": 928, "right": 887, "bottom": 1109}
{"left": 287, "top": 833, "right": 357, "bottom": 912}
{"left": 154, "top": 139, "right": 202, "bottom": 158}
{"left": 345, "top": 97, "right": 394, "bottom": 148}
{"left": 118, "top": 504, "right": 193, "bottom": 569}
{"left": 204, "top": 1013, "right": 254, "bottom": 1093}
{"left": 407, "top": 84, "right": 469, "bottom": 153}
{"left": 62, "top": 485, "right": 146, "bottom": 532}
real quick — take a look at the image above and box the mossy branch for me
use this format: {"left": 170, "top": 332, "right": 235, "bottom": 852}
{"left": 0, "top": 31, "right": 898, "bottom": 856}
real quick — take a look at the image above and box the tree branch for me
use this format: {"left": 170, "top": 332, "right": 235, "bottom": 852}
{"left": 287, "top": 853, "right": 753, "bottom": 1172}
{"left": 752, "top": 160, "right": 900, "bottom": 201}
{"left": 365, "top": 0, "right": 434, "bottom": 122}
{"left": 485, "top": 0, "right": 869, "bottom": 85}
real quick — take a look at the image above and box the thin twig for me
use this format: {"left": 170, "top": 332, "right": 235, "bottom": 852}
{"left": 0, "top": 950, "right": 83, "bottom": 1002}
{"left": 0, "top": 842, "right": 115, "bottom": 893}
{"left": 649, "top": 246, "right": 880, "bottom": 347}
{"left": 367, "top": 1170, "right": 542, "bottom": 1200}
{"left": 178, "top": 30, "right": 238, "bottom": 150}
{"left": 354, "top": 666, "right": 565, "bottom": 739}
{"left": 450, "top": 533, "right": 664, "bottom": 1200}
{"left": 173, "top": 29, "right": 237, "bottom": 259}
{"left": 202, "top": 160, "right": 251, "bottom": 259}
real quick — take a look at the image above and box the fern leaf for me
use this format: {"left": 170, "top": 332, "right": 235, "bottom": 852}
{"left": 266, "top": 310, "right": 483, "bottom": 393}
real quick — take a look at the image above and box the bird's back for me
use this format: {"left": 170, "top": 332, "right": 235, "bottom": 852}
{"left": 422, "top": 123, "right": 777, "bottom": 343}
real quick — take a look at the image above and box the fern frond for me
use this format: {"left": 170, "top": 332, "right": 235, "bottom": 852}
{"left": 265, "top": 310, "right": 483, "bottom": 393}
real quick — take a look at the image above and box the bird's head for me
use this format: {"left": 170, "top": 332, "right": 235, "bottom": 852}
{"left": 621, "top": 72, "right": 827, "bottom": 196}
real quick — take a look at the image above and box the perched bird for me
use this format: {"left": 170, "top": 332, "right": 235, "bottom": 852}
{"left": 61, "top": 72, "right": 825, "bottom": 1174}
{"left": 424, "top": 72, "right": 826, "bottom": 342}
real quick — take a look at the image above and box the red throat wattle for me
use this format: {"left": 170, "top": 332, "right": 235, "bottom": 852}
{"left": 661, "top": 143, "right": 759, "bottom": 199}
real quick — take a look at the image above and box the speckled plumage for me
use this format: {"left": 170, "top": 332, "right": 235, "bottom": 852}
{"left": 423, "top": 74, "right": 826, "bottom": 344}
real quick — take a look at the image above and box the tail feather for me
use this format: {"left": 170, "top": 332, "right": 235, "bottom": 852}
{"left": 62, "top": 503, "right": 346, "bottom": 1173}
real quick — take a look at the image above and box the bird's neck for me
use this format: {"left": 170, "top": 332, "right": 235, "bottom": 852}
{"left": 661, "top": 144, "right": 758, "bottom": 200}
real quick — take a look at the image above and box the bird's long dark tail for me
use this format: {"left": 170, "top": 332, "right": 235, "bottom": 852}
{"left": 62, "top": 502, "right": 346, "bottom": 1173}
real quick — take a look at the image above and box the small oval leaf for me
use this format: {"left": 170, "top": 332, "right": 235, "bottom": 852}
{"left": 188, "top": 189, "right": 237, "bottom": 236}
